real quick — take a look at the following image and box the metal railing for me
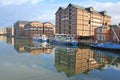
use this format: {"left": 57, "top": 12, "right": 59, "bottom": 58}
{"left": 111, "top": 27, "right": 120, "bottom": 42}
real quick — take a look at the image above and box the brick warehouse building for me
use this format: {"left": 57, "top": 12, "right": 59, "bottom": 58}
{"left": 14, "top": 21, "right": 30, "bottom": 37}
{"left": 94, "top": 25, "right": 120, "bottom": 43}
{"left": 24, "top": 21, "right": 55, "bottom": 38}
{"left": 43, "top": 22, "right": 55, "bottom": 38}
{"left": 94, "top": 26, "right": 111, "bottom": 42}
{"left": 55, "top": 3, "right": 111, "bottom": 37}
{"left": 24, "top": 21, "right": 43, "bottom": 38}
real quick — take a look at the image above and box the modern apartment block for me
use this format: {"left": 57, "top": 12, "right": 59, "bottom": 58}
{"left": 55, "top": 3, "right": 111, "bottom": 37}
{"left": 14, "top": 21, "right": 30, "bottom": 37}
{"left": 24, "top": 21, "right": 55, "bottom": 38}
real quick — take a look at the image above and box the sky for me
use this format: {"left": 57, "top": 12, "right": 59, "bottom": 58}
{"left": 0, "top": 0, "right": 120, "bottom": 27}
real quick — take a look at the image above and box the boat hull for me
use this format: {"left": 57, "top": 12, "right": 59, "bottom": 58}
{"left": 90, "top": 43, "right": 120, "bottom": 51}
{"left": 39, "top": 39, "right": 49, "bottom": 42}
{"left": 50, "top": 40, "right": 78, "bottom": 46}
{"left": 32, "top": 38, "right": 48, "bottom": 42}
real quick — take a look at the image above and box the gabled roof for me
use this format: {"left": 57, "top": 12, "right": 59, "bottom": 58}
{"left": 60, "top": 7, "right": 66, "bottom": 10}
{"left": 43, "top": 22, "right": 52, "bottom": 24}
{"left": 29, "top": 20, "right": 40, "bottom": 23}
{"left": 69, "top": 3, "right": 86, "bottom": 10}
{"left": 43, "top": 22, "right": 55, "bottom": 27}
{"left": 17, "top": 21, "right": 30, "bottom": 24}
{"left": 55, "top": 7, "right": 65, "bottom": 14}
{"left": 55, "top": 3, "right": 111, "bottom": 17}
{"left": 43, "top": 22, "right": 53, "bottom": 25}
{"left": 24, "top": 21, "right": 42, "bottom": 27}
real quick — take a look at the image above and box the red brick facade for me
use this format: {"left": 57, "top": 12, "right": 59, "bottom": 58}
{"left": 56, "top": 4, "right": 111, "bottom": 37}
{"left": 94, "top": 25, "right": 120, "bottom": 43}
{"left": 24, "top": 21, "right": 55, "bottom": 38}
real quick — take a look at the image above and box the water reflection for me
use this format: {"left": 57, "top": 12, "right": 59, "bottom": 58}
{"left": 14, "top": 38, "right": 28, "bottom": 53}
{"left": 55, "top": 45, "right": 120, "bottom": 78}
{"left": 5, "top": 36, "right": 54, "bottom": 55}
{"left": 93, "top": 49, "right": 120, "bottom": 67}
{"left": 1, "top": 36, "right": 120, "bottom": 80}
{"left": 0, "top": 35, "right": 6, "bottom": 42}
{"left": 14, "top": 39, "right": 54, "bottom": 55}
{"left": 24, "top": 40, "right": 53, "bottom": 55}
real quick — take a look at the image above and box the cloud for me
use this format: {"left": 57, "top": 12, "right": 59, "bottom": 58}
{"left": 0, "top": 1, "right": 120, "bottom": 27}
{"left": 96, "top": 2, "right": 120, "bottom": 24}
{"left": 34, "top": 13, "right": 55, "bottom": 23}
{"left": 0, "top": 3, "right": 61, "bottom": 27}
{"left": 0, "top": 0, "right": 28, "bottom": 5}
{"left": 0, "top": 0, "right": 43, "bottom": 5}
{"left": 80, "top": 1, "right": 120, "bottom": 24}
{"left": 30, "top": 0, "right": 43, "bottom": 4}
{"left": 50, "top": 0, "right": 55, "bottom": 2}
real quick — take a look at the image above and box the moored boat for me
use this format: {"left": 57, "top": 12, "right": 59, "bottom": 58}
{"left": 50, "top": 34, "right": 78, "bottom": 46}
{"left": 90, "top": 42, "right": 120, "bottom": 51}
{"left": 32, "top": 34, "right": 48, "bottom": 42}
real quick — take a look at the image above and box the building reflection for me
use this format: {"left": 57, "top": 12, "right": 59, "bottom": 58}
{"left": 4, "top": 36, "right": 14, "bottom": 45}
{"left": 24, "top": 40, "right": 53, "bottom": 55}
{"left": 3, "top": 36, "right": 54, "bottom": 55}
{"left": 13, "top": 38, "right": 54, "bottom": 55}
{"left": 6, "top": 37, "right": 12, "bottom": 45}
{"left": 0, "top": 35, "right": 6, "bottom": 42}
{"left": 55, "top": 46, "right": 120, "bottom": 77}
{"left": 93, "top": 49, "right": 120, "bottom": 67}
{"left": 14, "top": 38, "right": 28, "bottom": 53}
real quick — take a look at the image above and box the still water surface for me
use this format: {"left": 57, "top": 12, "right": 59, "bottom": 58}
{"left": 0, "top": 36, "right": 120, "bottom": 80}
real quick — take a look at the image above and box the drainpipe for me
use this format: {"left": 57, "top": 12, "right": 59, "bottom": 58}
{"left": 43, "top": 23, "right": 44, "bottom": 34}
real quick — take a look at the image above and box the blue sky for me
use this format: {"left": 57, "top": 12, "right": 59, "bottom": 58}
{"left": 0, "top": 0, "right": 120, "bottom": 27}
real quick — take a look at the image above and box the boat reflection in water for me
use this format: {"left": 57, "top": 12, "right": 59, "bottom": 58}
{"left": 55, "top": 45, "right": 120, "bottom": 78}
{"left": 13, "top": 38, "right": 54, "bottom": 55}
{"left": 24, "top": 40, "right": 53, "bottom": 55}
{"left": 2, "top": 36, "right": 120, "bottom": 80}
